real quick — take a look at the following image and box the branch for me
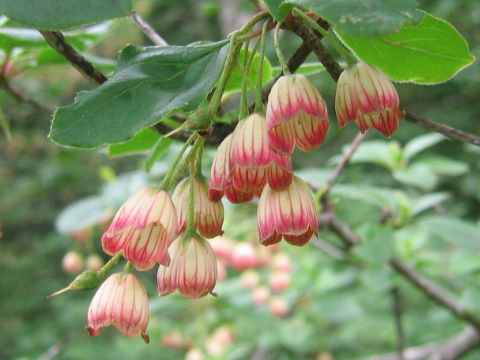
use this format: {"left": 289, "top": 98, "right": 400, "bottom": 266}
{"left": 0, "top": 76, "right": 54, "bottom": 114}
{"left": 355, "top": 327, "right": 480, "bottom": 360}
{"left": 131, "top": 11, "right": 168, "bottom": 46}
{"left": 404, "top": 111, "right": 480, "bottom": 147}
{"left": 290, "top": 19, "right": 480, "bottom": 147}
{"left": 391, "top": 287, "right": 406, "bottom": 360}
{"left": 39, "top": 31, "right": 107, "bottom": 85}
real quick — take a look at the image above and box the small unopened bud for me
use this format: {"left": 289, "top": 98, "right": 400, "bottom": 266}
{"left": 85, "top": 254, "right": 104, "bottom": 271}
{"left": 269, "top": 271, "right": 291, "bottom": 292}
{"left": 240, "top": 270, "right": 260, "bottom": 289}
{"left": 252, "top": 286, "right": 270, "bottom": 305}
{"left": 186, "top": 348, "right": 205, "bottom": 360}
{"left": 269, "top": 296, "right": 289, "bottom": 318}
{"left": 230, "top": 242, "right": 259, "bottom": 270}
{"left": 48, "top": 270, "right": 100, "bottom": 298}
{"left": 62, "top": 251, "right": 84, "bottom": 274}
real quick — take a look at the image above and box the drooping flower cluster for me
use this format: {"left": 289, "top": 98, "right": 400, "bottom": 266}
{"left": 209, "top": 74, "right": 325, "bottom": 247}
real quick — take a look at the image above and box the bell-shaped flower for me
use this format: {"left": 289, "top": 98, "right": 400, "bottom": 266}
{"left": 157, "top": 233, "right": 217, "bottom": 299}
{"left": 102, "top": 187, "right": 177, "bottom": 271}
{"left": 86, "top": 273, "right": 150, "bottom": 343}
{"left": 335, "top": 62, "right": 402, "bottom": 137}
{"left": 230, "top": 113, "right": 271, "bottom": 193}
{"left": 172, "top": 176, "right": 224, "bottom": 239}
{"left": 257, "top": 176, "right": 318, "bottom": 246}
{"left": 267, "top": 75, "right": 329, "bottom": 154}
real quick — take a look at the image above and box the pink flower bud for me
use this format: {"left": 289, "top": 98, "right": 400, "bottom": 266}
{"left": 240, "top": 269, "right": 260, "bottom": 289}
{"left": 269, "top": 270, "right": 291, "bottom": 292}
{"left": 230, "top": 242, "right": 259, "bottom": 270}
{"left": 253, "top": 286, "right": 270, "bottom": 305}
{"left": 62, "top": 251, "right": 84, "bottom": 274}
{"left": 161, "top": 330, "right": 182, "bottom": 349}
{"left": 224, "top": 186, "right": 255, "bottom": 204}
{"left": 208, "top": 236, "right": 235, "bottom": 262}
{"left": 172, "top": 177, "right": 224, "bottom": 239}
{"left": 269, "top": 296, "right": 289, "bottom": 318}
{"left": 186, "top": 348, "right": 205, "bottom": 360}
{"left": 85, "top": 254, "right": 104, "bottom": 271}
{"left": 335, "top": 62, "right": 402, "bottom": 137}
{"left": 258, "top": 176, "right": 318, "bottom": 247}
{"left": 101, "top": 187, "right": 177, "bottom": 271}
{"left": 157, "top": 234, "right": 217, "bottom": 299}
{"left": 267, "top": 75, "right": 329, "bottom": 153}
{"left": 271, "top": 252, "right": 292, "bottom": 272}
{"left": 86, "top": 273, "right": 149, "bottom": 343}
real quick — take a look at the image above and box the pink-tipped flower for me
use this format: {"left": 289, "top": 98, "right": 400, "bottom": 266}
{"left": 335, "top": 62, "right": 403, "bottom": 137}
{"left": 257, "top": 176, "right": 318, "bottom": 246}
{"left": 267, "top": 75, "right": 329, "bottom": 153}
{"left": 172, "top": 177, "right": 224, "bottom": 239}
{"left": 101, "top": 187, "right": 177, "bottom": 271}
{"left": 86, "top": 273, "right": 149, "bottom": 343}
{"left": 157, "top": 233, "right": 217, "bottom": 299}
{"left": 230, "top": 113, "right": 271, "bottom": 193}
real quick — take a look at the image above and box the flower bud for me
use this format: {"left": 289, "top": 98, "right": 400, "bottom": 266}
{"left": 269, "top": 296, "right": 288, "bottom": 318}
{"left": 230, "top": 242, "right": 259, "bottom": 270}
{"left": 172, "top": 177, "right": 224, "bottom": 239}
{"left": 267, "top": 150, "right": 293, "bottom": 191}
{"left": 62, "top": 251, "right": 84, "bottom": 274}
{"left": 272, "top": 252, "right": 292, "bottom": 272}
{"left": 85, "top": 254, "right": 104, "bottom": 271}
{"left": 253, "top": 286, "right": 270, "bottom": 305}
{"left": 186, "top": 348, "right": 205, "bottom": 360}
{"left": 335, "top": 62, "right": 402, "bottom": 137}
{"left": 269, "top": 270, "right": 291, "bottom": 292}
{"left": 240, "top": 269, "right": 260, "bottom": 289}
{"left": 102, "top": 187, "right": 177, "bottom": 271}
{"left": 258, "top": 176, "right": 318, "bottom": 246}
{"left": 157, "top": 233, "right": 217, "bottom": 299}
{"left": 267, "top": 75, "right": 329, "bottom": 153}
{"left": 209, "top": 134, "right": 234, "bottom": 202}
{"left": 86, "top": 273, "right": 149, "bottom": 343}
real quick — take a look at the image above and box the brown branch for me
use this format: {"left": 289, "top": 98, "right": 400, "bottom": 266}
{"left": 404, "top": 111, "right": 480, "bottom": 147}
{"left": 356, "top": 327, "right": 480, "bottom": 360}
{"left": 0, "top": 76, "right": 54, "bottom": 114}
{"left": 131, "top": 11, "right": 168, "bottom": 46}
{"left": 391, "top": 287, "right": 406, "bottom": 360}
{"left": 39, "top": 30, "right": 107, "bottom": 85}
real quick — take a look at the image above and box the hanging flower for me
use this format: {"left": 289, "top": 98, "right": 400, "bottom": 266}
{"left": 172, "top": 176, "right": 224, "bottom": 239}
{"left": 257, "top": 176, "right": 318, "bottom": 246}
{"left": 86, "top": 273, "right": 150, "bottom": 343}
{"left": 102, "top": 187, "right": 177, "bottom": 271}
{"left": 335, "top": 62, "right": 403, "bottom": 137}
{"left": 267, "top": 75, "right": 329, "bottom": 153}
{"left": 157, "top": 233, "right": 217, "bottom": 299}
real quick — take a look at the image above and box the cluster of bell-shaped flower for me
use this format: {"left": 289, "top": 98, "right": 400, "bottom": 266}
{"left": 210, "top": 74, "right": 327, "bottom": 247}
{"left": 87, "top": 176, "right": 225, "bottom": 340}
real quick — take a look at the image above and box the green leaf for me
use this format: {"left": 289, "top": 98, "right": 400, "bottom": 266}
{"left": 414, "top": 156, "right": 469, "bottom": 177}
{"left": 347, "top": 140, "right": 401, "bottom": 170}
{"left": 223, "top": 48, "right": 272, "bottom": 98}
{"left": 355, "top": 227, "right": 395, "bottom": 264}
{"left": 263, "top": 0, "right": 423, "bottom": 36}
{"left": 403, "top": 133, "right": 446, "bottom": 162}
{"left": 145, "top": 137, "right": 173, "bottom": 172}
{"left": 108, "top": 128, "right": 161, "bottom": 157}
{"left": 337, "top": 13, "right": 476, "bottom": 84}
{"left": 0, "top": 0, "right": 131, "bottom": 30}
{"left": 393, "top": 164, "right": 437, "bottom": 190}
{"left": 49, "top": 41, "right": 229, "bottom": 148}
{"left": 55, "top": 196, "right": 111, "bottom": 234}
{"left": 421, "top": 217, "right": 480, "bottom": 250}
{"left": 410, "top": 192, "right": 449, "bottom": 217}
{"left": 332, "top": 185, "right": 399, "bottom": 211}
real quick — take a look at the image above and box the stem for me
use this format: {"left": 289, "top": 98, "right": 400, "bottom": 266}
{"left": 97, "top": 251, "right": 124, "bottom": 279}
{"left": 195, "top": 137, "right": 205, "bottom": 176}
{"left": 237, "top": 12, "right": 271, "bottom": 35}
{"left": 166, "top": 135, "right": 203, "bottom": 190}
{"left": 392, "top": 287, "right": 406, "bottom": 360}
{"left": 292, "top": 8, "right": 357, "bottom": 65}
{"left": 239, "top": 41, "right": 250, "bottom": 120}
{"left": 274, "top": 22, "right": 290, "bottom": 75}
{"left": 209, "top": 35, "right": 242, "bottom": 115}
{"left": 187, "top": 159, "right": 196, "bottom": 232}
{"left": 255, "top": 20, "right": 269, "bottom": 112}
{"left": 131, "top": 11, "right": 168, "bottom": 46}
{"left": 159, "top": 132, "right": 198, "bottom": 190}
